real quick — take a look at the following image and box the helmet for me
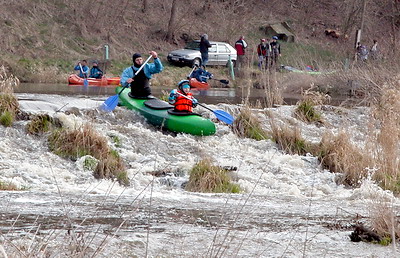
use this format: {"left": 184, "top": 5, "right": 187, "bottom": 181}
{"left": 261, "top": 38, "right": 266, "bottom": 42}
{"left": 272, "top": 36, "right": 278, "bottom": 40}
{"left": 178, "top": 80, "right": 190, "bottom": 90}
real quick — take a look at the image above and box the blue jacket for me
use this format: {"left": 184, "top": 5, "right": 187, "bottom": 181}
{"left": 191, "top": 68, "right": 212, "bottom": 82}
{"left": 74, "top": 65, "right": 89, "bottom": 78}
{"left": 120, "top": 58, "right": 163, "bottom": 87}
{"left": 89, "top": 67, "right": 103, "bottom": 79}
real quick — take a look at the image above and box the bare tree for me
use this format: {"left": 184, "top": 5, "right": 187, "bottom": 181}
{"left": 166, "top": 0, "right": 178, "bottom": 41}
{"left": 389, "top": 0, "right": 399, "bottom": 55}
{"left": 142, "top": 0, "right": 148, "bottom": 13}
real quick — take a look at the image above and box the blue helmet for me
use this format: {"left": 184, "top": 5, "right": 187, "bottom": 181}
{"left": 178, "top": 80, "right": 190, "bottom": 90}
{"left": 272, "top": 36, "right": 278, "bottom": 40}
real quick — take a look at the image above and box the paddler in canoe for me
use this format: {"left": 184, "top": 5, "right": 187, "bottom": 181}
{"left": 168, "top": 80, "right": 198, "bottom": 113}
{"left": 120, "top": 51, "right": 163, "bottom": 99}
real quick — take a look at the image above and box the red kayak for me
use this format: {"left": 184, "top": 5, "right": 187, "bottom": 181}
{"left": 68, "top": 74, "right": 120, "bottom": 86}
{"left": 189, "top": 78, "right": 209, "bottom": 89}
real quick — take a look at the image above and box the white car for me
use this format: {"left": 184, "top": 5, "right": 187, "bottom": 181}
{"left": 167, "top": 40, "right": 237, "bottom": 67}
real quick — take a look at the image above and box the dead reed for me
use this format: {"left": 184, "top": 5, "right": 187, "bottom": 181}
{"left": 0, "top": 66, "right": 20, "bottom": 126}
{"left": 185, "top": 159, "right": 240, "bottom": 193}
{"left": 232, "top": 106, "right": 269, "bottom": 141}
{"left": 48, "top": 123, "right": 128, "bottom": 186}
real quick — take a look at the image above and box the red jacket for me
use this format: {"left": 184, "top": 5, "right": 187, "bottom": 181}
{"left": 235, "top": 39, "right": 247, "bottom": 55}
{"left": 257, "top": 44, "right": 267, "bottom": 56}
{"left": 174, "top": 91, "right": 194, "bottom": 112}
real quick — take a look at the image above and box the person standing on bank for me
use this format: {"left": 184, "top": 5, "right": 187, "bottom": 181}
{"left": 270, "top": 36, "right": 281, "bottom": 68}
{"left": 120, "top": 51, "right": 163, "bottom": 98}
{"left": 234, "top": 35, "right": 248, "bottom": 68}
{"left": 370, "top": 39, "right": 378, "bottom": 60}
{"left": 200, "top": 34, "right": 212, "bottom": 67}
{"left": 257, "top": 39, "right": 267, "bottom": 69}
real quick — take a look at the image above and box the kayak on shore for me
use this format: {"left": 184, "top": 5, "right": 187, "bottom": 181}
{"left": 68, "top": 74, "right": 120, "bottom": 86}
{"left": 189, "top": 78, "right": 210, "bottom": 89}
{"left": 116, "top": 86, "right": 216, "bottom": 136}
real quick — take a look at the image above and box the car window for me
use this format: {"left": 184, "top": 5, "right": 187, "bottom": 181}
{"left": 217, "top": 44, "right": 230, "bottom": 53}
{"left": 209, "top": 44, "right": 217, "bottom": 53}
{"left": 185, "top": 41, "right": 200, "bottom": 50}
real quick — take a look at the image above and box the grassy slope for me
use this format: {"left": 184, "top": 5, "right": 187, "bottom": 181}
{"left": 0, "top": 0, "right": 397, "bottom": 82}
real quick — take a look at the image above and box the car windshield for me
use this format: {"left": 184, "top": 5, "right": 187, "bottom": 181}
{"left": 184, "top": 41, "right": 200, "bottom": 50}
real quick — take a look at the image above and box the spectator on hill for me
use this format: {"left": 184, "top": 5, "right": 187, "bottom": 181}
{"left": 89, "top": 60, "right": 103, "bottom": 79}
{"left": 120, "top": 51, "right": 163, "bottom": 98}
{"left": 257, "top": 39, "right": 267, "bottom": 69}
{"left": 265, "top": 38, "right": 273, "bottom": 69}
{"left": 235, "top": 35, "right": 248, "bottom": 68}
{"left": 74, "top": 60, "right": 89, "bottom": 78}
{"left": 356, "top": 42, "right": 368, "bottom": 62}
{"left": 270, "top": 36, "right": 281, "bottom": 68}
{"left": 370, "top": 39, "right": 378, "bottom": 60}
{"left": 200, "top": 34, "right": 212, "bottom": 67}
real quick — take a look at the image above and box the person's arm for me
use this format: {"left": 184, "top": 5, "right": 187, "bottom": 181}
{"left": 146, "top": 57, "right": 163, "bottom": 75}
{"left": 243, "top": 40, "right": 248, "bottom": 49}
{"left": 206, "top": 40, "right": 211, "bottom": 48}
{"left": 168, "top": 89, "right": 177, "bottom": 104}
{"left": 89, "top": 68, "right": 94, "bottom": 78}
{"left": 120, "top": 67, "right": 134, "bottom": 87}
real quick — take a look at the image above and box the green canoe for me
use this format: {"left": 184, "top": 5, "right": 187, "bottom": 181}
{"left": 117, "top": 87, "right": 216, "bottom": 136}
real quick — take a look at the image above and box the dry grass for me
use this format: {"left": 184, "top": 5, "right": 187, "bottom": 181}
{"left": 269, "top": 119, "right": 310, "bottom": 156}
{"left": 294, "top": 84, "right": 329, "bottom": 123}
{"left": 367, "top": 199, "right": 400, "bottom": 245}
{"left": 26, "top": 114, "right": 61, "bottom": 135}
{"left": 185, "top": 159, "right": 240, "bottom": 193}
{"left": 232, "top": 107, "right": 269, "bottom": 141}
{"left": 0, "top": 181, "right": 19, "bottom": 191}
{"left": 0, "top": 66, "right": 20, "bottom": 126}
{"left": 0, "top": 65, "right": 19, "bottom": 93}
{"left": 367, "top": 81, "right": 400, "bottom": 192}
{"left": 316, "top": 132, "right": 372, "bottom": 186}
{"left": 48, "top": 124, "right": 128, "bottom": 186}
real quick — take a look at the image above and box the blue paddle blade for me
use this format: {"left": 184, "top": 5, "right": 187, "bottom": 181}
{"left": 213, "top": 110, "right": 234, "bottom": 125}
{"left": 84, "top": 78, "right": 89, "bottom": 88}
{"left": 100, "top": 94, "right": 119, "bottom": 112}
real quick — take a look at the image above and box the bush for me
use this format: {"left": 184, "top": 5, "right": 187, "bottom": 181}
{"left": 48, "top": 124, "right": 128, "bottom": 186}
{"left": 0, "top": 111, "right": 13, "bottom": 127}
{"left": 26, "top": 114, "right": 55, "bottom": 135}
{"left": 0, "top": 93, "right": 19, "bottom": 118}
{"left": 294, "top": 99, "right": 322, "bottom": 123}
{"left": 185, "top": 159, "right": 241, "bottom": 193}
{"left": 232, "top": 107, "right": 269, "bottom": 140}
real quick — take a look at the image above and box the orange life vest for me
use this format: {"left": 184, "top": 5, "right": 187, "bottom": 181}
{"left": 174, "top": 90, "right": 194, "bottom": 112}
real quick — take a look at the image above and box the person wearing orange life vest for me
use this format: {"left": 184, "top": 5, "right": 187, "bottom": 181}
{"left": 168, "top": 80, "right": 198, "bottom": 112}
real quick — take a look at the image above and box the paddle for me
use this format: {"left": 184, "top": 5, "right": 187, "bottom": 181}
{"left": 211, "top": 78, "right": 229, "bottom": 84}
{"left": 79, "top": 63, "right": 89, "bottom": 87}
{"left": 187, "top": 65, "right": 198, "bottom": 78}
{"left": 100, "top": 55, "right": 152, "bottom": 112}
{"left": 175, "top": 92, "right": 234, "bottom": 125}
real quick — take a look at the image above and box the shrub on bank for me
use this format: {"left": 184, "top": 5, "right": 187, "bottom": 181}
{"left": 232, "top": 107, "right": 269, "bottom": 141}
{"left": 48, "top": 124, "right": 128, "bottom": 186}
{"left": 186, "top": 159, "right": 241, "bottom": 193}
{"left": 0, "top": 111, "right": 13, "bottom": 127}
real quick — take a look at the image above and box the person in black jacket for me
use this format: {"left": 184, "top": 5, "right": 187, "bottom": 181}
{"left": 199, "top": 34, "right": 212, "bottom": 67}
{"left": 89, "top": 61, "right": 103, "bottom": 79}
{"left": 270, "top": 36, "right": 281, "bottom": 68}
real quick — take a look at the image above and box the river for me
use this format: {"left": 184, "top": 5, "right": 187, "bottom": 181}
{"left": 0, "top": 83, "right": 398, "bottom": 257}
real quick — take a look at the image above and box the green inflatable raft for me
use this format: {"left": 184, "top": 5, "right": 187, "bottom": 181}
{"left": 117, "top": 87, "right": 216, "bottom": 136}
